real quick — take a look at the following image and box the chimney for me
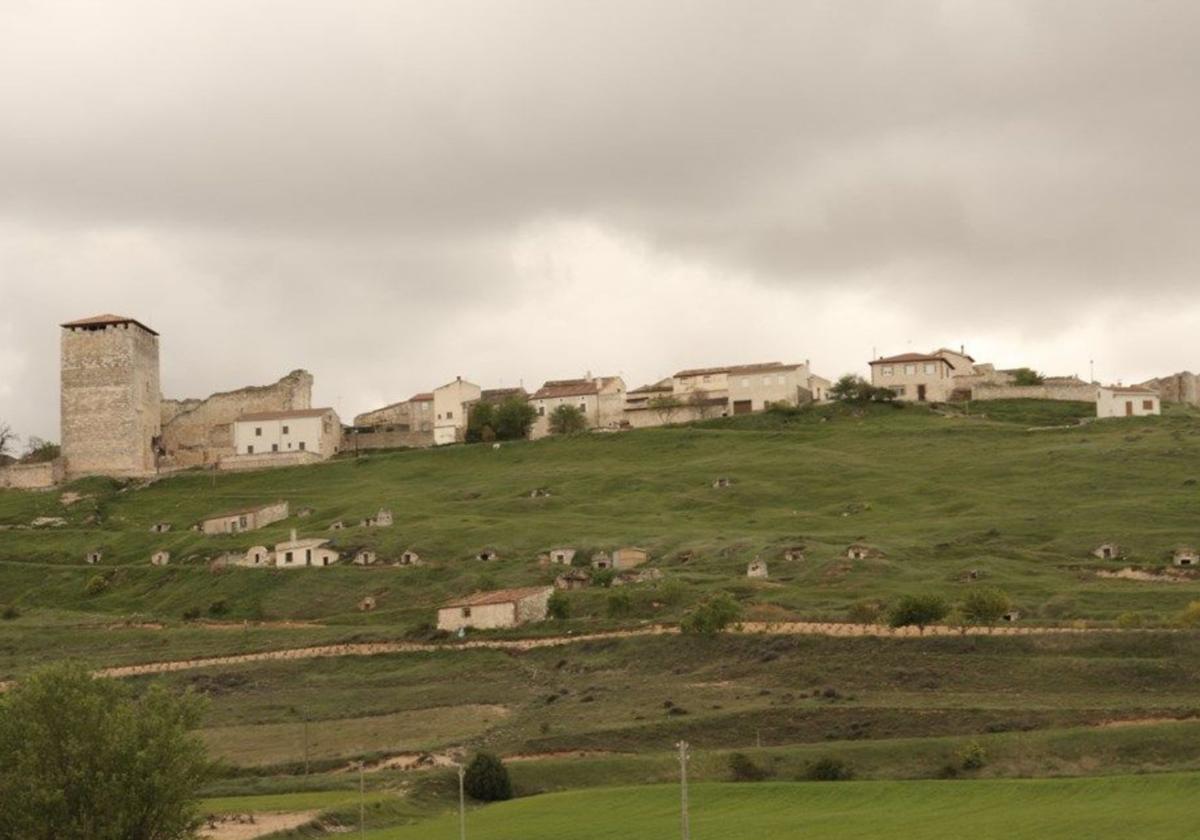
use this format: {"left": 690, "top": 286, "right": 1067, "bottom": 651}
{"left": 960, "top": 344, "right": 965, "bottom": 355}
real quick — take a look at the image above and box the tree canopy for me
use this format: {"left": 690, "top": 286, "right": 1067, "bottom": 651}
{"left": 961, "top": 587, "right": 1011, "bottom": 627}
{"left": 887, "top": 594, "right": 949, "bottom": 632}
{"left": 548, "top": 404, "right": 588, "bottom": 435}
{"left": 0, "top": 663, "right": 211, "bottom": 840}
{"left": 463, "top": 752, "right": 512, "bottom": 802}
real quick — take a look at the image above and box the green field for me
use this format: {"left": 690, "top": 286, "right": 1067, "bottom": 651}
{"left": 365, "top": 775, "right": 1200, "bottom": 840}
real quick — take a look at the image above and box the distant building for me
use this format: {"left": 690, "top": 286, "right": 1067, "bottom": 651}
{"left": 433, "top": 377, "right": 482, "bottom": 445}
{"left": 200, "top": 501, "right": 289, "bottom": 535}
{"left": 436, "top": 586, "right": 554, "bottom": 632}
{"left": 1096, "top": 387, "right": 1161, "bottom": 418}
{"left": 231, "top": 408, "right": 342, "bottom": 460}
{"left": 869, "top": 348, "right": 980, "bottom": 402}
{"left": 274, "top": 530, "right": 339, "bottom": 568}
{"left": 612, "top": 547, "right": 649, "bottom": 570}
{"left": 530, "top": 375, "right": 626, "bottom": 438}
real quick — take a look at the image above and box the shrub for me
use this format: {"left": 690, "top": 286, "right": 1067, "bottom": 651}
{"left": 805, "top": 756, "right": 853, "bottom": 781}
{"left": 957, "top": 740, "right": 987, "bottom": 770}
{"left": 547, "top": 591, "right": 570, "bottom": 620}
{"left": 847, "top": 599, "right": 884, "bottom": 624}
{"left": 961, "top": 588, "right": 1011, "bottom": 627}
{"left": 84, "top": 574, "right": 110, "bottom": 597}
{"left": 591, "top": 569, "right": 615, "bottom": 588}
{"left": 207, "top": 599, "right": 229, "bottom": 617}
{"left": 0, "top": 605, "right": 19, "bottom": 621}
{"left": 463, "top": 752, "right": 512, "bottom": 802}
{"left": 1178, "top": 601, "right": 1200, "bottom": 628}
{"left": 1117, "top": 611, "right": 1145, "bottom": 629}
{"left": 887, "top": 594, "right": 949, "bottom": 632}
{"left": 548, "top": 404, "right": 588, "bottom": 435}
{"left": 1010, "top": 367, "right": 1045, "bottom": 386}
{"left": 680, "top": 593, "right": 742, "bottom": 635}
{"left": 727, "top": 752, "right": 769, "bottom": 782}
{"left": 181, "top": 607, "right": 202, "bottom": 621}
{"left": 606, "top": 591, "right": 633, "bottom": 618}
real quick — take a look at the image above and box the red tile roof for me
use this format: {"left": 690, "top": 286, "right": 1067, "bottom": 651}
{"left": 442, "top": 586, "right": 552, "bottom": 608}
{"left": 61, "top": 314, "right": 159, "bottom": 336}
{"left": 869, "top": 352, "right": 956, "bottom": 367}
{"left": 238, "top": 407, "right": 335, "bottom": 421}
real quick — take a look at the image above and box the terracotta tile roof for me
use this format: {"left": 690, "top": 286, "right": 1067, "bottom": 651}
{"left": 238, "top": 407, "right": 335, "bottom": 422}
{"left": 480, "top": 387, "right": 528, "bottom": 402}
{"left": 534, "top": 379, "right": 601, "bottom": 399}
{"left": 61, "top": 314, "right": 159, "bottom": 336}
{"left": 442, "top": 586, "right": 552, "bottom": 609}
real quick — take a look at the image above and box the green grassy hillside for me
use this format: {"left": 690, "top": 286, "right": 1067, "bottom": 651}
{"left": 1, "top": 401, "right": 1198, "bottom": 627}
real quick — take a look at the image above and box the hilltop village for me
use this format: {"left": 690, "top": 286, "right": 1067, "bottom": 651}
{"left": 1, "top": 313, "right": 1195, "bottom": 493}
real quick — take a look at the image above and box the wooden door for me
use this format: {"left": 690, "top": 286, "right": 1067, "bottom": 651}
{"left": 1125, "top": 401, "right": 1133, "bottom": 416}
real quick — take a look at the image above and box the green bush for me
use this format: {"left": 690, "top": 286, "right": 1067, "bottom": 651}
{"left": 463, "top": 752, "right": 512, "bottom": 802}
{"left": 805, "top": 756, "right": 854, "bottom": 781}
{"left": 847, "top": 599, "right": 884, "bottom": 624}
{"left": 887, "top": 594, "right": 948, "bottom": 632}
{"left": 83, "top": 574, "right": 109, "bottom": 597}
{"left": 727, "top": 752, "right": 769, "bottom": 782}
{"left": 0, "top": 606, "right": 19, "bottom": 621}
{"left": 548, "top": 404, "right": 588, "bottom": 435}
{"left": 957, "top": 740, "right": 987, "bottom": 770}
{"left": 606, "top": 591, "right": 633, "bottom": 618}
{"left": 962, "top": 588, "right": 1011, "bottom": 627}
{"left": 681, "top": 593, "right": 742, "bottom": 635}
{"left": 547, "top": 591, "right": 570, "bottom": 620}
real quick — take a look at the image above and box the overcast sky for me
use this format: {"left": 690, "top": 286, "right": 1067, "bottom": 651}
{"left": 3, "top": 1, "right": 1198, "bottom": 441}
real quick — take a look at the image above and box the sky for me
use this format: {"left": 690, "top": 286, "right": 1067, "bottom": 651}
{"left": 2, "top": 0, "right": 1198, "bottom": 442}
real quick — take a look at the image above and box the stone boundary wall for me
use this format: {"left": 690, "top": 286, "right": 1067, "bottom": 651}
{"left": 0, "top": 459, "right": 64, "bottom": 489}
{"left": 218, "top": 451, "right": 322, "bottom": 472}
{"left": 971, "top": 383, "right": 1098, "bottom": 402}
{"left": 343, "top": 427, "right": 434, "bottom": 451}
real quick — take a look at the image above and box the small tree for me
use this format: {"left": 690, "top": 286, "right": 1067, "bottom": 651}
{"left": 887, "top": 594, "right": 949, "bottom": 633}
{"left": 0, "top": 663, "right": 210, "bottom": 839}
{"left": 20, "top": 437, "right": 60, "bottom": 463}
{"left": 0, "top": 421, "right": 15, "bottom": 460}
{"left": 466, "top": 403, "right": 497, "bottom": 444}
{"left": 961, "top": 587, "right": 1011, "bottom": 629}
{"left": 548, "top": 404, "right": 588, "bottom": 435}
{"left": 494, "top": 398, "right": 537, "bottom": 440}
{"left": 1010, "top": 367, "right": 1045, "bottom": 386}
{"left": 463, "top": 752, "right": 512, "bottom": 802}
{"left": 649, "top": 395, "right": 684, "bottom": 425}
{"left": 680, "top": 593, "right": 742, "bottom": 635}
{"left": 829, "top": 374, "right": 866, "bottom": 402}
{"left": 547, "top": 591, "right": 570, "bottom": 620}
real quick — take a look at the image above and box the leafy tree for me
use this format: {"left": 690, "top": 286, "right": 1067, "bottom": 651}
{"left": 829, "top": 375, "right": 897, "bottom": 404}
{"left": 463, "top": 752, "right": 512, "bottom": 802}
{"left": 0, "top": 663, "right": 210, "bottom": 840}
{"left": 887, "top": 594, "right": 949, "bottom": 633}
{"left": 961, "top": 587, "right": 1011, "bottom": 628}
{"left": 680, "top": 593, "right": 742, "bottom": 635}
{"left": 493, "top": 398, "right": 537, "bottom": 440}
{"left": 648, "top": 395, "right": 684, "bottom": 425}
{"left": 20, "top": 437, "right": 60, "bottom": 464}
{"left": 548, "top": 404, "right": 588, "bottom": 435}
{"left": 547, "top": 591, "right": 570, "bottom": 620}
{"left": 466, "top": 403, "right": 497, "bottom": 443}
{"left": 1010, "top": 367, "right": 1045, "bottom": 386}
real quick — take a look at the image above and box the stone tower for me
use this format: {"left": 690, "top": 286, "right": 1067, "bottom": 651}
{"left": 60, "top": 314, "right": 161, "bottom": 478}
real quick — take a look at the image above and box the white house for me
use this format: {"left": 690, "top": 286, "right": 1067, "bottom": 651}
{"left": 274, "top": 530, "right": 339, "bottom": 568}
{"left": 1096, "top": 386, "right": 1161, "bottom": 418}
{"left": 436, "top": 586, "right": 553, "bottom": 632}
{"left": 433, "top": 377, "right": 482, "bottom": 446}
{"left": 233, "top": 408, "right": 342, "bottom": 459}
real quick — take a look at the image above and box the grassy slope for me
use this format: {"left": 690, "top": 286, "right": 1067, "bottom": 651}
{"left": 365, "top": 775, "right": 1200, "bottom": 840}
{"left": 1, "top": 401, "right": 1198, "bottom": 628}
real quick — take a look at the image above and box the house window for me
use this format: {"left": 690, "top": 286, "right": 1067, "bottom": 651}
{"left": 299, "top": 441, "right": 305, "bottom": 451}
{"left": 462, "top": 607, "right": 472, "bottom": 618}
{"left": 579, "top": 403, "right": 587, "bottom": 412}
{"left": 282, "top": 425, "right": 289, "bottom": 434}
{"left": 239, "top": 516, "right": 248, "bottom": 528}
{"left": 538, "top": 406, "right": 545, "bottom": 416}
{"left": 271, "top": 444, "right": 278, "bottom": 452}
{"left": 285, "top": 551, "right": 293, "bottom": 563}
{"left": 881, "top": 366, "right": 893, "bottom": 376}
{"left": 447, "top": 410, "right": 454, "bottom": 419}
{"left": 255, "top": 427, "right": 262, "bottom": 436}
{"left": 923, "top": 363, "right": 936, "bottom": 374}
{"left": 1143, "top": 400, "right": 1154, "bottom": 410}
{"left": 247, "top": 445, "right": 254, "bottom": 454}
{"left": 904, "top": 364, "right": 917, "bottom": 375}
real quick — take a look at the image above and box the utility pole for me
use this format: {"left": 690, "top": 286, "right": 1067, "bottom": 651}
{"left": 677, "top": 740, "right": 691, "bottom": 840}
{"left": 458, "top": 764, "right": 467, "bottom": 840}
{"left": 1090, "top": 359, "right": 1095, "bottom": 383}
{"left": 359, "top": 760, "right": 366, "bottom": 839}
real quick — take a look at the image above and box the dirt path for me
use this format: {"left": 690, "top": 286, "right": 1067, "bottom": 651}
{"left": 201, "top": 812, "right": 318, "bottom": 839}
{"left": 0, "top": 620, "right": 1178, "bottom": 691}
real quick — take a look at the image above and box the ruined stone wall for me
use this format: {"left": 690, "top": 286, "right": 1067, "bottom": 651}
{"left": 343, "top": 427, "right": 434, "bottom": 451}
{"left": 61, "top": 323, "right": 161, "bottom": 478}
{"left": 1138, "top": 372, "right": 1199, "bottom": 405}
{"left": 0, "top": 459, "right": 64, "bottom": 489}
{"left": 217, "top": 451, "right": 323, "bottom": 472}
{"left": 970, "top": 383, "right": 1098, "bottom": 402}
{"left": 160, "top": 370, "right": 313, "bottom": 468}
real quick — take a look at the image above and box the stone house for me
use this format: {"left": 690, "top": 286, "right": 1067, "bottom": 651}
{"left": 358, "top": 596, "right": 377, "bottom": 611}
{"left": 1096, "top": 386, "right": 1161, "bottom": 418}
{"left": 399, "top": 550, "right": 422, "bottom": 565}
{"left": 747, "top": 558, "right": 769, "bottom": 578}
{"left": 436, "top": 586, "right": 554, "bottom": 632}
{"left": 530, "top": 375, "right": 627, "bottom": 439}
{"left": 1092, "top": 543, "right": 1122, "bottom": 560}
{"left": 548, "top": 548, "right": 576, "bottom": 565}
{"left": 329, "top": 520, "right": 345, "bottom": 531}
{"left": 869, "top": 348, "right": 980, "bottom": 402}
{"left": 846, "top": 543, "right": 884, "bottom": 560}
{"left": 229, "top": 407, "right": 342, "bottom": 463}
{"left": 85, "top": 551, "right": 102, "bottom": 564}
{"left": 724, "top": 362, "right": 819, "bottom": 415}
{"left": 783, "top": 546, "right": 806, "bottom": 561}
{"left": 200, "top": 501, "right": 289, "bottom": 535}
{"left": 150, "top": 550, "right": 170, "bottom": 566}
{"left": 612, "top": 547, "right": 649, "bottom": 570}
{"left": 274, "top": 530, "right": 339, "bottom": 568}
{"left": 555, "top": 569, "right": 591, "bottom": 590}
{"left": 591, "top": 552, "right": 613, "bottom": 570}
{"left": 1173, "top": 547, "right": 1199, "bottom": 567}
{"left": 354, "top": 392, "right": 435, "bottom": 433}
{"left": 433, "top": 377, "right": 482, "bottom": 446}
{"left": 352, "top": 550, "right": 378, "bottom": 566}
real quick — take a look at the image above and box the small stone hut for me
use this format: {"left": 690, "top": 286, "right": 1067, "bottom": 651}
{"left": 243, "top": 546, "right": 272, "bottom": 566}
{"left": 612, "top": 547, "right": 649, "bottom": 570}
{"left": 1173, "top": 547, "right": 1199, "bottom": 567}
{"left": 477, "top": 548, "right": 499, "bottom": 562}
{"left": 358, "top": 596, "right": 377, "bottom": 611}
{"left": 398, "top": 550, "right": 422, "bottom": 566}
{"left": 783, "top": 546, "right": 806, "bottom": 561}
{"left": 149, "top": 522, "right": 172, "bottom": 534}
{"left": 1092, "top": 543, "right": 1122, "bottom": 560}
{"left": 352, "top": 549, "right": 378, "bottom": 566}
{"left": 328, "top": 520, "right": 345, "bottom": 531}
{"left": 85, "top": 551, "right": 103, "bottom": 565}
{"left": 362, "top": 509, "right": 394, "bottom": 528}
{"left": 150, "top": 550, "right": 171, "bottom": 566}
{"left": 549, "top": 548, "right": 577, "bottom": 565}
{"left": 846, "top": 542, "right": 884, "bottom": 560}
{"left": 436, "top": 586, "right": 554, "bottom": 632}
{"left": 712, "top": 477, "right": 733, "bottom": 489}
{"left": 591, "top": 551, "right": 613, "bottom": 570}
{"left": 747, "top": 558, "right": 769, "bottom": 578}
{"left": 200, "top": 501, "right": 289, "bottom": 535}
